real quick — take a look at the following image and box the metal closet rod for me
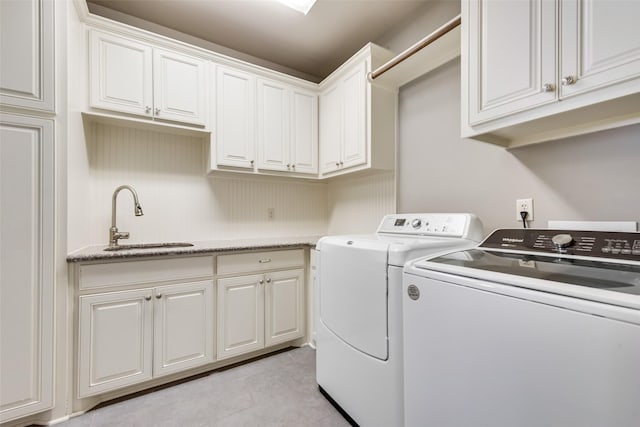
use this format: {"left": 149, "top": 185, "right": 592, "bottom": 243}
{"left": 368, "top": 14, "right": 462, "bottom": 81}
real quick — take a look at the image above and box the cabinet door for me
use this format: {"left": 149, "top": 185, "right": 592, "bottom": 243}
{"left": 0, "top": 0, "right": 54, "bottom": 111}
{"left": 265, "top": 269, "right": 305, "bottom": 346}
{"left": 341, "top": 61, "right": 367, "bottom": 169}
{"left": 0, "top": 114, "right": 54, "bottom": 422}
{"left": 466, "top": 0, "right": 556, "bottom": 124}
{"left": 291, "top": 89, "right": 318, "bottom": 174}
{"left": 216, "top": 274, "right": 265, "bottom": 360}
{"left": 257, "top": 78, "right": 290, "bottom": 172}
{"left": 90, "top": 31, "right": 153, "bottom": 117}
{"left": 216, "top": 66, "right": 255, "bottom": 169}
{"left": 153, "top": 49, "right": 207, "bottom": 125}
{"left": 153, "top": 281, "right": 214, "bottom": 377}
{"left": 561, "top": 0, "right": 640, "bottom": 98}
{"left": 78, "top": 289, "right": 154, "bottom": 397}
{"left": 319, "top": 83, "right": 342, "bottom": 174}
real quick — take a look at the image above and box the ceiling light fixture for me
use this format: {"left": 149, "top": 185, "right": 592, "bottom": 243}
{"left": 275, "top": 0, "right": 317, "bottom": 15}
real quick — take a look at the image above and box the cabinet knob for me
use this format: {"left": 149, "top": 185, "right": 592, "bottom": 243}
{"left": 154, "top": 107, "right": 161, "bottom": 115}
{"left": 155, "top": 294, "right": 162, "bottom": 299}
{"left": 542, "top": 83, "right": 555, "bottom": 92}
{"left": 339, "top": 161, "right": 344, "bottom": 166}
{"left": 561, "top": 76, "right": 576, "bottom": 86}
{"left": 259, "top": 279, "right": 264, "bottom": 284}
{"left": 145, "top": 295, "right": 152, "bottom": 301}
{"left": 250, "top": 160, "right": 254, "bottom": 166}
{"left": 266, "top": 278, "right": 272, "bottom": 283}
{"left": 291, "top": 164, "right": 296, "bottom": 170}
{"left": 145, "top": 106, "right": 151, "bottom": 114}
{"left": 335, "top": 162, "right": 340, "bottom": 167}
{"left": 287, "top": 163, "right": 291, "bottom": 169}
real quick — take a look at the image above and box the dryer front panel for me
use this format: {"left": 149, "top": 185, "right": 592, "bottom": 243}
{"left": 319, "top": 238, "right": 389, "bottom": 360}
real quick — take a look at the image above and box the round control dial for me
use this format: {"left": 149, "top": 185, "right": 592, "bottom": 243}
{"left": 411, "top": 219, "right": 422, "bottom": 229}
{"left": 551, "top": 234, "right": 573, "bottom": 250}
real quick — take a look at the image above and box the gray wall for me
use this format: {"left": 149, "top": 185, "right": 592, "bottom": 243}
{"left": 397, "top": 59, "right": 640, "bottom": 233}
{"left": 378, "top": 1, "right": 640, "bottom": 234}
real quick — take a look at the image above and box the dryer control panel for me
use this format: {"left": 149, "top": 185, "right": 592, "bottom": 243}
{"left": 378, "top": 213, "right": 483, "bottom": 241}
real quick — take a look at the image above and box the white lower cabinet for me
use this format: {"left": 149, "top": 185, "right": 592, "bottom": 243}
{"left": 76, "top": 257, "right": 215, "bottom": 398}
{"left": 216, "top": 250, "right": 305, "bottom": 360}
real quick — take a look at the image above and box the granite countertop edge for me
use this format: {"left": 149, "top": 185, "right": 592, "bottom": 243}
{"left": 67, "top": 236, "right": 321, "bottom": 262}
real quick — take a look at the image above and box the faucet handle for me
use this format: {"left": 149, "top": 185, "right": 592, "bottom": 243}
{"left": 118, "top": 231, "right": 130, "bottom": 240}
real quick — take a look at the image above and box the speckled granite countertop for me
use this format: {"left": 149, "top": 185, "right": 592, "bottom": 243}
{"left": 67, "top": 236, "right": 321, "bottom": 262}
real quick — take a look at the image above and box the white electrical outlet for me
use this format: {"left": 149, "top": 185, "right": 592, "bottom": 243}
{"left": 268, "top": 207, "right": 275, "bottom": 221}
{"left": 516, "top": 198, "right": 534, "bottom": 221}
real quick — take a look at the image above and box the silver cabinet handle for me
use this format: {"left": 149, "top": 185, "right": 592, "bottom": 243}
{"left": 561, "top": 76, "right": 576, "bottom": 86}
{"left": 542, "top": 83, "right": 555, "bottom": 92}
{"left": 145, "top": 106, "right": 151, "bottom": 114}
{"left": 145, "top": 295, "right": 152, "bottom": 301}
{"left": 266, "top": 278, "right": 272, "bottom": 283}
{"left": 250, "top": 160, "right": 254, "bottom": 166}
{"left": 287, "top": 163, "right": 291, "bottom": 169}
{"left": 155, "top": 107, "right": 161, "bottom": 115}
{"left": 291, "top": 164, "right": 296, "bottom": 170}
{"left": 259, "top": 258, "right": 271, "bottom": 263}
{"left": 335, "top": 162, "right": 340, "bottom": 167}
{"left": 339, "top": 161, "right": 344, "bottom": 166}
{"left": 259, "top": 279, "right": 264, "bottom": 284}
{"left": 155, "top": 294, "right": 162, "bottom": 299}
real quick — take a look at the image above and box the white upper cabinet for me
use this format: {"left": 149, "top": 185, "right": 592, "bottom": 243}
{"left": 90, "top": 30, "right": 207, "bottom": 126}
{"left": 462, "top": 0, "right": 640, "bottom": 147}
{"left": 257, "top": 78, "right": 318, "bottom": 175}
{"left": 215, "top": 65, "right": 256, "bottom": 169}
{"left": 319, "top": 44, "right": 397, "bottom": 178}
{"left": 560, "top": 0, "right": 640, "bottom": 98}
{"left": 466, "top": 0, "right": 557, "bottom": 125}
{"left": 153, "top": 48, "right": 207, "bottom": 125}
{"left": 0, "top": 0, "right": 54, "bottom": 112}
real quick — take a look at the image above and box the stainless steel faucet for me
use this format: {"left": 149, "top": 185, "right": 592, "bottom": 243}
{"left": 109, "top": 185, "right": 144, "bottom": 247}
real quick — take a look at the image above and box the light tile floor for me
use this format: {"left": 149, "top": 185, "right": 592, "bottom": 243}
{"left": 58, "top": 347, "right": 351, "bottom": 427}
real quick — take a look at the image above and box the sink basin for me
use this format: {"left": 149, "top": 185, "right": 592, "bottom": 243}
{"left": 104, "top": 242, "right": 194, "bottom": 251}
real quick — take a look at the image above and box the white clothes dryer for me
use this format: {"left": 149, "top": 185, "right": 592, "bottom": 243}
{"left": 316, "top": 213, "right": 484, "bottom": 426}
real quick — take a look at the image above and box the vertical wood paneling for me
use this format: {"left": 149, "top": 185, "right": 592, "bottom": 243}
{"left": 326, "top": 172, "right": 396, "bottom": 234}
{"left": 79, "top": 122, "right": 328, "bottom": 247}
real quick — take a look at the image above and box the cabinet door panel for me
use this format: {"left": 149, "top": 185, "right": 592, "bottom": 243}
{"left": 90, "top": 31, "right": 153, "bottom": 117}
{"left": 291, "top": 89, "right": 318, "bottom": 174}
{"left": 154, "top": 281, "right": 214, "bottom": 376}
{"left": 216, "top": 67, "right": 255, "bottom": 168}
{"left": 561, "top": 0, "right": 640, "bottom": 97}
{"left": 467, "top": 0, "right": 556, "bottom": 124}
{"left": 319, "top": 83, "right": 342, "bottom": 173}
{"left": 217, "top": 274, "right": 264, "bottom": 360}
{"left": 0, "top": 0, "right": 54, "bottom": 111}
{"left": 153, "top": 49, "right": 206, "bottom": 125}
{"left": 342, "top": 61, "right": 367, "bottom": 169}
{"left": 0, "top": 115, "right": 54, "bottom": 422}
{"left": 78, "top": 290, "right": 153, "bottom": 397}
{"left": 265, "top": 269, "right": 305, "bottom": 346}
{"left": 257, "top": 79, "right": 289, "bottom": 172}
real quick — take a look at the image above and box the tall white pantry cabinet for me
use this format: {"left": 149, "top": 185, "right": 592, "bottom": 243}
{"left": 0, "top": 0, "right": 55, "bottom": 423}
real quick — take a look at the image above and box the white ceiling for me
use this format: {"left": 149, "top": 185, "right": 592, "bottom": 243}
{"left": 86, "top": 0, "right": 431, "bottom": 81}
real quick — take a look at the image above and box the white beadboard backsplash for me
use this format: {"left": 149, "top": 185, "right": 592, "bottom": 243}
{"left": 327, "top": 172, "right": 396, "bottom": 235}
{"left": 79, "top": 123, "right": 328, "bottom": 247}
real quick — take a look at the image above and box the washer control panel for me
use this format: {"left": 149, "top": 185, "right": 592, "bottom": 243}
{"left": 481, "top": 229, "right": 640, "bottom": 261}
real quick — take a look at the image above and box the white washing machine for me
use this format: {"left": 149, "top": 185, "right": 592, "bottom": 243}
{"left": 316, "top": 213, "right": 484, "bottom": 426}
{"left": 403, "top": 228, "right": 640, "bottom": 427}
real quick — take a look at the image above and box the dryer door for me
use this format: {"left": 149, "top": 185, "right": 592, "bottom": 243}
{"left": 319, "top": 237, "right": 389, "bottom": 360}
